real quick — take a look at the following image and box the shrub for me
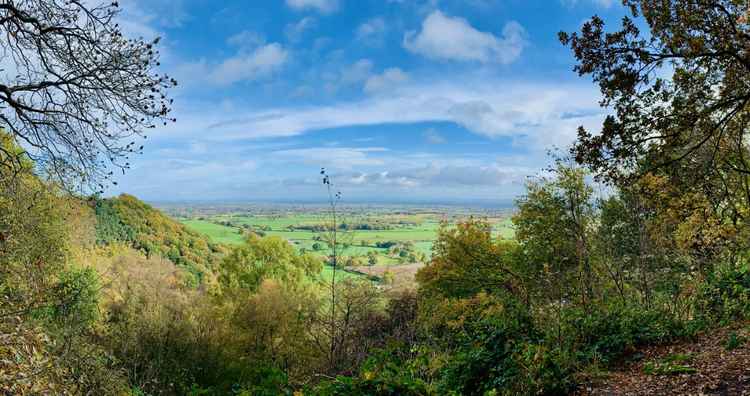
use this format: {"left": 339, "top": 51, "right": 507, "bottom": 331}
{"left": 557, "top": 305, "right": 687, "bottom": 366}
{"left": 695, "top": 265, "right": 750, "bottom": 324}
{"left": 419, "top": 293, "right": 537, "bottom": 396}
{"left": 313, "top": 350, "right": 430, "bottom": 396}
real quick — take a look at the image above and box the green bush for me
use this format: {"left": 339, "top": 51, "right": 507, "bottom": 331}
{"left": 695, "top": 265, "right": 750, "bottom": 324}
{"left": 559, "top": 305, "right": 686, "bottom": 366}
{"left": 431, "top": 296, "right": 536, "bottom": 396}
{"left": 314, "top": 350, "right": 430, "bottom": 396}
{"left": 510, "top": 343, "right": 574, "bottom": 396}
{"left": 34, "top": 267, "right": 100, "bottom": 330}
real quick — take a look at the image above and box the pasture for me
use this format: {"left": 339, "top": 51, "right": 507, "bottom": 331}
{"left": 175, "top": 204, "right": 515, "bottom": 286}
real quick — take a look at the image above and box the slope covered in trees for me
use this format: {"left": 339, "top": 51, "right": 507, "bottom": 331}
{"left": 94, "top": 194, "right": 227, "bottom": 287}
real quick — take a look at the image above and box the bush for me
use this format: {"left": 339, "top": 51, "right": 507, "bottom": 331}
{"left": 419, "top": 293, "right": 537, "bottom": 396}
{"left": 510, "top": 343, "right": 574, "bottom": 396}
{"left": 313, "top": 350, "right": 430, "bottom": 396}
{"left": 39, "top": 267, "right": 101, "bottom": 330}
{"left": 558, "top": 305, "right": 687, "bottom": 366}
{"left": 695, "top": 265, "right": 750, "bottom": 324}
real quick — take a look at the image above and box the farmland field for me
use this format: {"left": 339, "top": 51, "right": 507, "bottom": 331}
{"left": 162, "top": 203, "right": 515, "bottom": 286}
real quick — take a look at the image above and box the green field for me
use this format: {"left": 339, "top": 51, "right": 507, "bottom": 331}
{"left": 182, "top": 219, "right": 246, "bottom": 245}
{"left": 178, "top": 206, "right": 516, "bottom": 270}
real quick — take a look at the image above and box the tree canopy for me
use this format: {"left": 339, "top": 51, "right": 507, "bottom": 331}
{"left": 0, "top": 0, "right": 175, "bottom": 190}
{"left": 560, "top": 1, "right": 750, "bottom": 207}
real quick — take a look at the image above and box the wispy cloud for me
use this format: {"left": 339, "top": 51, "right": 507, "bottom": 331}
{"left": 364, "top": 68, "right": 409, "bottom": 94}
{"left": 273, "top": 147, "right": 388, "bottom": 169}
{"left": 176, "top": 42, "right": 289, "bottom": 87}
{"left": 189, "top": 79, "right": 602, "bottom": 152}
{"left": 356, "top": 17, "right": 387, "bottom": 45}
{"left": 117, "top": 0, "right": 189, "bottom": 40}
{"left": 285, "top": 17, "right": 317, "bottom": 42}
{"left": 286, "top": 0, "right": 339, "bottom": 14}
{"left": 284, "top": 161, "right": 535, "bottom": 190}
{"left": 227, "top": 30, "right": 265, "bottom": 48}
{"left": 423, "top": 128, "right": 446, "bottom": 144}
{"left": 211, "top": 44, "right": 288, "bottom": 85}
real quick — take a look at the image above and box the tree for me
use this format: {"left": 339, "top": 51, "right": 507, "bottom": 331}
{"left": 416, "top": 218, "right": 520, "bottom": 300}
{"left": 315, "top": 169, "right": 382, "bottom": 375}
{"left": 312, "top": 278, "right": 381, "bottom": 374}
{"left": 513, "top": 161, "right": 596, "bottom": 309}
{"left": 233, "top": 280, "right": 320, "bottom": 381}
{"left": 0, "top": 0, "right": 176, "bottom": 190}
{"left": 367, "top": 251, "right": 377, "bottom": 267}
{"left": 219, "top": 234, "right": 322, "bottom": 293}
{"left": 561, "top": 0, "right": 750, "bottom": 281}
{"left": 0, "top": 132, "right": 128, "bottom": 394}
{"left": 560, "top": 1, "right": 750, "bottom": 208}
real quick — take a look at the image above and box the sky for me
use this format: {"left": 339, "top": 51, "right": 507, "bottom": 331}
{"left": 110, "top": 0, "right": 627, "bottom": 204}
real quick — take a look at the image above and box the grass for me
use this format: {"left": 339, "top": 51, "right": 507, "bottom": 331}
{"left": 493, "top": 217, "right": 516, "bottom": 239}
{"left": 180, "top": 210, "right": 514, "bottom": 286}
{"left": 182, "top": 212, "right": 515, "bottom": 264}
{"left": 182, "top": 220, "right": 245, "bottom": 245}
{"left": 319, "top": 265, "right": 365, "bottom": 283}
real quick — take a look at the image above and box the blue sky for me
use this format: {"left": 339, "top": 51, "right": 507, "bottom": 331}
{"left": 112, "top": 0, "right": 625, "bottom": 203}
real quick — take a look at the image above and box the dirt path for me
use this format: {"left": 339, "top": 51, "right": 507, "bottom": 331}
{"left": 575, "top": 324, "right": 750, "bottom": 395}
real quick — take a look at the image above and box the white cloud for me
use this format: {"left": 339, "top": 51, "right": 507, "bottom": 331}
{"left": 356, "top": 17, "right": 387, "bottom": 45}
{"left": 196, "top": 80, "right": 602, "bottom": 152}
{"left": 227, "top": 30, "right": 265, "bottom": 48}
{"left": 172, "top": 29, "right": 288, "bottom": 87}
{"left": 286, "top": 0, "right": 339, "bottom": 14}
{"left": 321, "top": 59, "right": 374, "bottom": 93}
{"left": 364, "top": 68, "right": 409, "bottom": 94}
{"left": 116, "top": 0, "right": 190, "bottom": 40}
{"left": 319, "top": 61, "right": 408, "bottom": 95}
{"left": 131, "top": 78, "right": 603, "bottom": 200}
{"left": 285, "top": 17, "right": 317, "bottom": 42}
{"left": 285, "top": 161, "right": 534, "bottom": 189}
{"left": 209, "top": 43, "right": 289, "bottom": 85}
{"left": 131, "top": 158, "right": 257, "bottom": 185}
{"left": 273, "top": 147, "right": 388, "bottom": 169}
{"left": 339, "top": 59, "right": 374, "bottom": 84}
{"left": 116, "top": 0, "right": 163, "bottom": 40}
{"left": 403, "top": 10, "right": 526, "bottom": 64}
{"left": 423, "top": 128, "right": 445, "bottom": 144}
{"left": 384, "top": 163, "right": 531, "bottom": 187}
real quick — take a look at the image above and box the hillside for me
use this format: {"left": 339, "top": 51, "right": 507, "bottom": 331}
{"left": 93, "top": 194, "right": 228, "bottom": 286}
{"left": 3, "top": 0, "right": 750, "bottom": 394}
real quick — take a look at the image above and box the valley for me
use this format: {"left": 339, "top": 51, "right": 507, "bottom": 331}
{"left": 163, "top": 202, "right": 515, "bottom": 288}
